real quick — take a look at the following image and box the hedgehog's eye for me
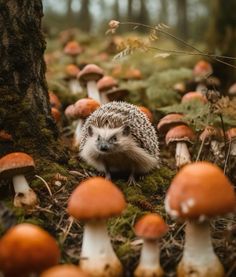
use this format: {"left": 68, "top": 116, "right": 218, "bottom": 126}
{"left": 109, "top": 136, "right": 117, "bottom": 143}
{"left": 97, "top": 135, "right": 101, "bottom": 141}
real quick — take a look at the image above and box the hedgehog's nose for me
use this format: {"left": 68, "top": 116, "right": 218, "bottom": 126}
{"left": 100, "top": 143, "right": 109, "bottom": 152}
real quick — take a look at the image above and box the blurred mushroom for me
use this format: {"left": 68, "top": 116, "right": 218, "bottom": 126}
{"left": 124, "top": 68, "right": 142, "bottom": 80}
{"left": 181, "top": 91, "right": 207, "bottom": 103}
{"left": 77, "top": 64, "right": 104, "bottom": 103}
{"left": 165, "top": 162, "right": 236, "bottom": 277}
{"left": 40, "top": 265, "right": 88, "bottom": 277}
{"left": 65, "top": 64, "right": 82, "bottom": 95}
{"left": 0, "top": 130, "right": 12, "bottom": 142}
{"left": 157, "top": 113, "right": 186, "bottom": 134}
{"left": 97, "top": 76, "right": 118, "bottom": 104}
{"left": 173, "top": 82, "right": 186, "bottom": 94}
{"left": 0, "top": 152, "right": 38, "bottom": 208}
{"left": 51, "top": 107, "right": 61, "bottom": 124}
{"left": 138, "top": 106, "right": 153, "bottom": 123}
{"left": 165, "top": 125, "right": 195, "bottom": 168}
{"left": 67, "top": 177, "right": 126, "bottom": 277}
{"left": 49, "top": 92, "right": 62, "bottom": 110}
{"left": 0, "top": 223, "right": 60, "bottom": 277}
{"left": 134, "top": 213, "right": 168, "bottom": 277}
{"left": 228, "top": 83, "right": 236, "bottom": 98}
{"left": 193, "top": 60, "right": 213, "bottom": 82}
{"left": 64, "top": 40, "right": 82, "bottom": 63}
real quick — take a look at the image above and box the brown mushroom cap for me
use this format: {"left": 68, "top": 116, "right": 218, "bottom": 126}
{"left": 157, "top": 114, "right": 186, "bottom": 134}
{"left": 77, "top": 64, "right": 104, "bottom": 86}
{"left": 97, "top": 76, "right": 118, "bottom": 92}
{"left": 134, "top": 214, "right": 168, "bottom": 240}
{"left": 165, "top": 125, "right": 195, "bottom": 145}
{"left": 106, "top": 87, "right": 129, "bottom": 101}
{"left": 64, "top": 41, "right": 82, "bottom": 56}
{"left": 193, "top": 60, "right": 213, "bottom": 77}
{"left": 40, "top": 265, "right": 88, "bottom": 277}
{"left": 181, "top": 91, "right": 207, "bottom": 103}
{"left": 0, "top": 223, "right": 60, "bottom": 277}
{"left": 65, "top": 64, "right": 80, "bottom": 78}
{"left": 51, "top": 108, "right": 61, "bottom": 123}
{"left": 0, "top": 152, "right": 35, "bottom": 179}
{"left": 226, "top": 128, "right": 236, "bottom": 141}
{"left": 165, "top": 162, "right": 236, "bottom": 219}
{"left": 124, "top": 68, "right": 142, "bottom": 80}
{"left": 67, "top": 177, "right": 127, "bottom": 221}
{"left": 0, "top": 130, "right": 12, "bottom": 142}
{"left": 138, "top": 106, "right": 153, "bottom": 123}
{"left": 73, "top": 98, "right": 100, "bottom": 119}
{"left": 49, "top": 92, "right": 61, "bottom": 110}
{"left": 199, "top": 126, "right": 223, "bottom": 143}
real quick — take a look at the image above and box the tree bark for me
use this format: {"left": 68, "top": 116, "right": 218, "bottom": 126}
{"left": 159, "top": 0, "right": 168, "bottom": 24}
{"left": 138, "top": 0, "right": 150, "bottom": 26}
{"left": 66, "top": 0, "right": 74, "bottom": 27}
{"left": 176, "top": 0, "right": 188, "bottom": 40}
{"left": 0, "top": 0, "right": 67, "bottom": 162}
{"left": 113, "top": 0, "right": 120, "bottom": 21}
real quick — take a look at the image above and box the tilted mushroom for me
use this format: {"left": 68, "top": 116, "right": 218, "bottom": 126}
{"left": 77, "top": 64, "right": 104, "bottom": 103}
{"left": 157, "top": 113, "right": 186, "bottom": 135}
{"left": 40, "top": 265, "right": 89, "bottom": 277}
{"left": 165, "top": 162, "right": 236, "bottom": 277}
{"left": 0, "top": 223, "right": 60, "bottom": 277}
{"left": 67, "top": 177, "right": 126, "bottom": 277}
{"left": 0, "top": 152, "right": 38, "bottom": 208}
{"left": 134, "top": 213, "right": 168, "bottom": 277}
{"left": 165, "top": 125, "right": 195, "bottom": 168}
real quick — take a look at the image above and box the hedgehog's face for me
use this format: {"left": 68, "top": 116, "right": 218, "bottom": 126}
{"left": 87, "top": 125, "right": 130, "bottom": 154}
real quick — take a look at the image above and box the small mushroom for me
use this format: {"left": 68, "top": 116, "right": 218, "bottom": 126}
{"left": 181, "top": 91, "right": 207, "bottom": 103}
{"left": 77, "top": 64, "right": 104, "bottom": 103}
{"left": 40, "top": 265, "right": 88, "bottom": 277}
{"left": 65, "top": 64, "right": 82, "bottom": 95}
{"left": 0, "top": 152, "right": 38, "bottom": 208}
{"left": 193, "top": 60, "right": 213, "bottom": 82}
{"left": 49, "top": 92, "right": 62, "bottom": 110}
{"left": 51, "top": 107, "right": 61, "bottom": 124}
{"left": 67, "top": 177, "right": 126, "bottom": 277}
{"left": 134, "top": 213, "right": 168, "bottom": 277}
{"left": 64, "top": 40, "right": 82, "bottom": 63}
{"left": 228, "top": 83, "right": 236, "bottom": 98}
{"left": 165, "top": 162, "right": 236, "bottom": 277}
{"left": 97, "top": 76, "right": 118, "bottom": 104}
{"left": 165, "top": 125, "right": 195, "bottom": 168}
{"left": 0, "top": 223, "right": 60, "bottom": 277}
{"left": 157, "top": 113, "right": 186, "bottom": 134}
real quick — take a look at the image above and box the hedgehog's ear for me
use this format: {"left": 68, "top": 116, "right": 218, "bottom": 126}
{"left": 88, "top": 126, "right": 93, "bottom": 136}
{"left": 122, "top": 125, "right": 130, "bottom": 136}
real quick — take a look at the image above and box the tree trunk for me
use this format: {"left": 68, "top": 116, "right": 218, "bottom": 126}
{"left": 159, "top": 0, "right": 168, "bottom": 24}
{"left": 127, "top": 0, "right": 133, "bottom": 21}
{"left": 176, "top": 0, "right": 188, "bottom": 40}
{"left": 0, "top": 0, "right": 67, "bottom": 162}
{"left": 78, "top": 0, "right": 92, "bottom": 32}
{"left": 138, "top": 0, "right": 150, "bottom": 26}
{"left": 66, "top": 0, "right": 74, "bottom": 27}
{"left": 113, "top": 0, "right": 120, "bottom": 21}
{"left": 206, "top": 0, "right": 236, "bottom": 86}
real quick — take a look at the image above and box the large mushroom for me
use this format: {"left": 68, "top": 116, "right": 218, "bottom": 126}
{"left": 67, "top": 177, "right": 126, "bottom": 277}
{"left": 77, "top": 64, "right": 104, "bottom": 103}
{"left": 134, "top": 213, "right": 168, "bottom": 277}
{"left": 0, "top": 152, "right": 38, "bottom": 208}
{"left": 165, "top": 125, "right": 195, "bottom": 168}
{"left": 0, "top": 223, "right": 60, "bottom": 277}
{"left": 40, "top": 265, "right": 88, "bottom": 277}
{"left": 165, "top": 162, "right": 236, "bottom": 277}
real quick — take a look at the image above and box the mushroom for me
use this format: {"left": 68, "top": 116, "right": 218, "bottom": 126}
{"left": 124, "top": 68, "right": 142, "bottom": 80}
{"left": 199, "top": 126, "right": 224, "bottom": 159}
{"left": 49, "top": 91, "right": 62, "bottom": 110}
{"left": 77, "top": 64, "right": 104, "bottom": 103}
{"left": 134, "top": 213, "right": 168, "bottom": 277}
{"left": 0, "top": 223, "right": 60, "bottom": 277}
{"left": 193, "top": 60, "right": 213, "bottom": 82}
{"left": 157, "top": 113, "right": 186, "bottom": 135}
{"left": 40, "top": 265, "right": 88, "bottom": 277}
{"left": 138, "top": 106, "right": 153, "bottom": 123}
{"left": 228, "top": 83, "right": 236, "bottom": 98}
{"left": 165, "top": 125, "right": 195, "bottom": 168}
{"left": 51, "top": 107, "right": 61, "bottom": 124}
{"left": 65, "top": 64, "right": 82, "bottom": 95}
{"left": 64, "top": 40, "right": 82, "bottom": 63}
{"left": 0, "top": 152, "right": 38, "bottom": 208}
{"left": 67, "top": 177, "right": 126, "bottom": 277}
{"left": 97, "top": 76, "right": 118, "bottom": 104}
{"left": 226, "top": 128, "right": 236, "bottom": 156}
{"left": 165, "top": 161, "right": 236, "bottom": 277}
{"left": 181, "top": 91, "right": 207, "bottom": 103}
{"left": 72, "top": 98, "right": 100, "bottom": 146}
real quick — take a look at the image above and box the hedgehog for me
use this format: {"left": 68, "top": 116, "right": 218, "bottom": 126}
{"left": 79, "top": 102, "right": 160, "bottom": 183}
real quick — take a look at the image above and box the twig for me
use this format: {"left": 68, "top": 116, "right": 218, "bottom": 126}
{"left": 35, "top": 174, "right": 52, "bottom": 197}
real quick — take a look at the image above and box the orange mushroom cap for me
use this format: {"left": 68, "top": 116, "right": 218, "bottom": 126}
{"left": 77, "top": 64, "right": 104, "bottom": 86}
{"left": 134, "top": 213, "right": 168, "bottom": 240}
{"left": 0, "top": 152, "right": 35, "bottom": 179}
{"left": 165, "top": 162, "right": 236, "bottom": 219}
{"left": 97, "top": 76, "right": 118, "bottom": 92}
{"left": 124, "top": 68, "right": 142, "bottom": 80}
{"left": 73, "top": 98, "right": 100, "bottom": 119}
{"left": 49, "top": 92, "right": 62, "bottom": 110}
{"left": 138, "top": 106, "right": 153, "bottom": 123}
{"left": 51, "top": 107, "right": 61, "bottom": 123}
{"left": 165, "top": 125, "right": 195, "bottom": 145}
{"left": 181, "top": 91, "right": 207, "bottom": 103}
{"left": 0, "top": 223, "right": 60, "bottom": 277}
{"left": 193, "top": 60, "right": 213, "bottom": 77}
{"left": 157, "top": 114, "right": 186, "bottom": 134}
{"left": 40, "top": 265, "right": 88, "bottom": 277}
{"left": 226, "top": 128, "right": 236, "bottom": 141}
{"left": 65, "top": 64, "right": 80, "bottom": 78}
{"left": 64, "top": 41, "right": 82, "bottom": 56}
{"left": 67, "top": 177, "right": 126, "bottom": 221}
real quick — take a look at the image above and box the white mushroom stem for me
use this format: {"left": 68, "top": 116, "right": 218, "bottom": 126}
{"left": 69, "top": 79, "right": 82, "bottom": 95}
{"left": 100, "top": 92, "right": 110, "bottom": 105}
{"left": 178, "top": 220, "right": 224, "bottom": 277}
{"left": 87, "top": 81, "right": 101, "bottom": 103}
{"left": 134, "top": 240, "right": 164, "bottom": 277}
{"left": 210, "top": 140, "right": 224, "bottom": 158}
{"left": 12, "top": 175, "right": 38, "bottom": 208}
{"left": 175, "top": 142, "right": 191, "bottom": 168}
{"left": 74, "top": 119, "right": 85, "bottom": 147}
{"left": 80, "top": 220, "right": 122, "bottom": 277}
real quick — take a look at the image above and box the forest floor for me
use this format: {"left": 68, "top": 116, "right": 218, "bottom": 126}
{"left": 0, "top": 30, "right": 236, "bottom": 276}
